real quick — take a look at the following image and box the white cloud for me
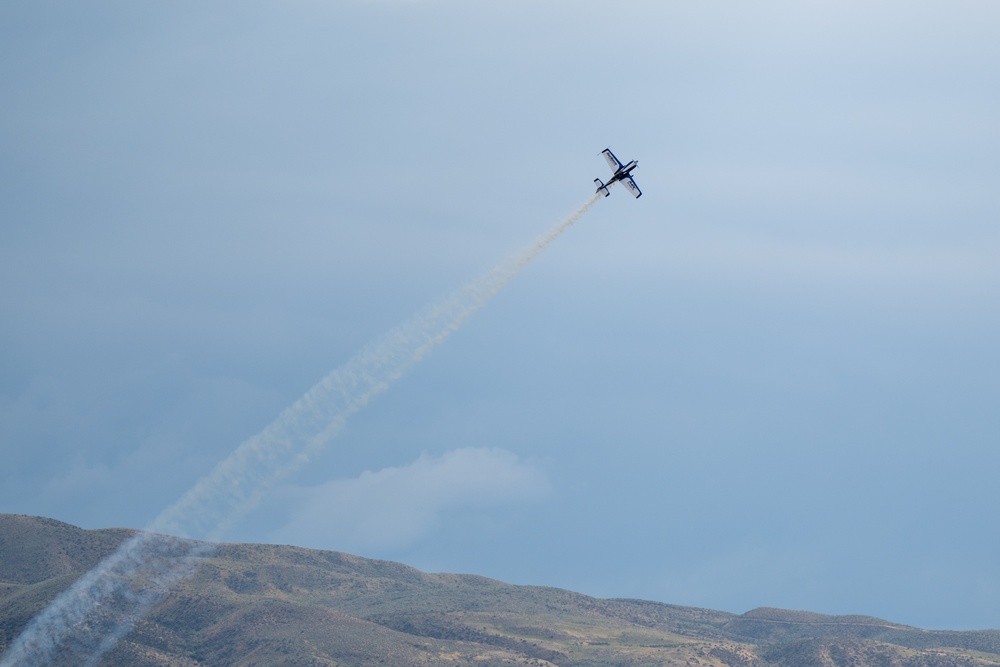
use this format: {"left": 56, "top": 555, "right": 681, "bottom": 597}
{"left": 270, "top": 447, "right": 549, "bottom": 552}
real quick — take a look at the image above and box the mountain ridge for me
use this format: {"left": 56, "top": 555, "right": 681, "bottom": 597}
{"left": 2, "top": 513, "right": 998, "bottom": 666}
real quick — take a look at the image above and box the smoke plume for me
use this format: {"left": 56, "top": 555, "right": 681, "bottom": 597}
{"left": 0, "top": 194, "right": 600, "bottom": 667}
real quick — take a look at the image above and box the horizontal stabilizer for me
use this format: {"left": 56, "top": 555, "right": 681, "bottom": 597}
{"left": 594, "top": 178, "right": 610, "bottom": 197}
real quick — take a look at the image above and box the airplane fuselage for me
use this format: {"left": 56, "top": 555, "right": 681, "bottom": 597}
{"left": 610, "top": 160, "right": 638, "bottom": 183}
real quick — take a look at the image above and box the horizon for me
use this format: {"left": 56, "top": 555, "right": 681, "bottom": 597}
{"left": 0, "top": 510, "right": 992, "bottom": 633}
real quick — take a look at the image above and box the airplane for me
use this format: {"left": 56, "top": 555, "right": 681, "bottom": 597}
{"left": 594, "top": 148, "right": 641, "bottom": 198}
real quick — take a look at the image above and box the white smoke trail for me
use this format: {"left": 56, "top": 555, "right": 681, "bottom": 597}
{"left": 0, "top": 194, "right": 600, "bottom": 667}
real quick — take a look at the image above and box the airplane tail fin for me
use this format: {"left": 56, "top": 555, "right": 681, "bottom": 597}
{"left": 594, "top": 178, "right": 610, "bottom": 197}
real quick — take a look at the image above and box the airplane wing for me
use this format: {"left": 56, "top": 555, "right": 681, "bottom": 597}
{"left": 622, "top": 176, "right": 642, "bottom": 198}
{"left": 602, "top": 148, "right": 623, "bottom": 172}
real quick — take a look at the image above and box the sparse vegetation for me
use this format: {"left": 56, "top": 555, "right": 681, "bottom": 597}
{"left": 2, "top": 514, "right": 999, "bottom": 666}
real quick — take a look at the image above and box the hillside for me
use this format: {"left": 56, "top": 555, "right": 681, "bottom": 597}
{"left": 2, "top": 514, "right": 999, "bottom": 666}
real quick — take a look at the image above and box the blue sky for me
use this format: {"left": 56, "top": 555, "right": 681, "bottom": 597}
{"left": 2, "top": 0, "right": 999, "bottom": 631}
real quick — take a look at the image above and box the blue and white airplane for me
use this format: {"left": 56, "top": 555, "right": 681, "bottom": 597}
{"left": 594, "top": 148, "right": 641, "bottom": 199}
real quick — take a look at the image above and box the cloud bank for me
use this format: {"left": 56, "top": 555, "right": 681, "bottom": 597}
{"left": 271, "top": 447, "right": 550, "bottom": 552}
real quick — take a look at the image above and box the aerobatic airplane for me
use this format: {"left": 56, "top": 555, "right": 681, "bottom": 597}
{"left": 594, "top": 148, "right": 641, "bottom": 198}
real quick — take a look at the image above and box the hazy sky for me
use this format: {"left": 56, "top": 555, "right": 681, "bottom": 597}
{"left": 2, "top": 0, "right": 999, "bottom": 631}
